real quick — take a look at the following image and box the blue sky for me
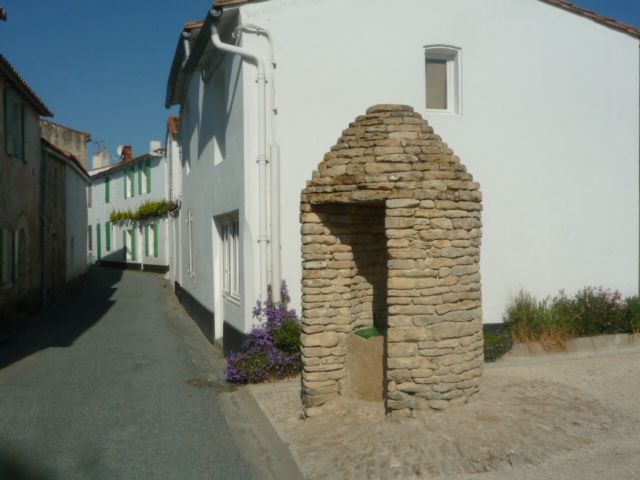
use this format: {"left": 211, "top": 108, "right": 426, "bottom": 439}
{"left": 0, "top": 0, "right": 638, "bottom": 168}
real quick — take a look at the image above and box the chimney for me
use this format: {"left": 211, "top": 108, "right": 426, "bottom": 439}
{"left": 121, "top": 145, "right": 133, "bottom": 162}
{"left": 150, "top": 140, "right": 162, "bottom": 153}
{"left": 92, "top": 150, "right": 111, "bottom": 169}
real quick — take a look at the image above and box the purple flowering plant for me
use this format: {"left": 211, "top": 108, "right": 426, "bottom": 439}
{"left": 225, "top": 281, "right": 302, "bottom": 384}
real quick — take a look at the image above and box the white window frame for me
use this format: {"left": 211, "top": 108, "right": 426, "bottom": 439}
{"left": 220, "top": 216, "right": 240, "bottom": 303}
{"left": 424, "top": 45, "right": 462, "bottom": 115}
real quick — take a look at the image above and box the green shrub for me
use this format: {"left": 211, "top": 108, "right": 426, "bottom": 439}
{"left": 626, "top": 296, "right": 640, "bottom": 334}
{"left": 571, "top": 287, "right": 626, "bottom": 336}
{"left": 273, "top": 319, "right": 301, "bottom": 355}
{"left": 483, "top": 329, "right": 513, "bottom": 362}
{"left": 504, "top": 291, "right": 573, "bottom": 348}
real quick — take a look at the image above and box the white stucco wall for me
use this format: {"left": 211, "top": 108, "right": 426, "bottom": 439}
{"left": 179, "top": 51, "right": 246, "bottom": 338}
{"left": 65, "top": 167, "right": 89, "bottom": 281}
{"left": 231, "top": 0, "right": 639, "bottom": 325}
{"left": 87, "top": 155, "right": 170, "bottom": 267}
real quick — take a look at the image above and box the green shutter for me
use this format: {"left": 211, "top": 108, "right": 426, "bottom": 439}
{"left": 153, "top": 223, "right": 159, "bottom": 258}
{"left": 105, "top": 177, "right": 110, "bottom": 203}
{"left": 145, "top": 225, "right": 149, "bottom": 256}
{"left": 106, "top": 222, "right": 111, "bottom": 251}
{"left": 132, "top": 229, "right": 137, "bottom": 261}
{"left": 123, "top": 231, "right": 126, "bottom": 259}
{"left": 124, "top": 171, "right": 127, "bottom": 198}
{"left": 96, "top": 223, "right": 102, "bottom": 260}
{"left": 4, "top": 89, "right": 14, "bottom": 156}
{"left": 20, "top": 103, "right": 26, "bottom": 161}
{"left": 146, "top": 159, "right": 151, "bottom": 193}
{"left": 138, "top": 164, "right": 142, "bottom": 194}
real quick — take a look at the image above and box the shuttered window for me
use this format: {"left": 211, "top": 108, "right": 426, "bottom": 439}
{"left": 145, "top": 225, "right": 150, "bottom": 256}
{"left": 4, "top": 88, "right": 24, "bottom": 160}
{"left": 153, "top": 223, "right": 158, "bottom": 258}
{"left": 105, "top": 222, "right": 112, "bottom": 251}
{"left": 138, "top": 164, "right": 143, "bottom": 194}
{"left": 146, "top": 159, "right": 152, "bottom": 193}
{"left": 88, "top": 225, "right": 93, "bottom": 252}
{"left": 105, "top": 177, "right": 110, "bottom": 203}
{"left": 96, "top": 223, "right": 102, "bottom": 260}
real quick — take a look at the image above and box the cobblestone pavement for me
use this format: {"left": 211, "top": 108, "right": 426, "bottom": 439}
{"left": 250, "top": 347, "right": 640, "bottom": 479}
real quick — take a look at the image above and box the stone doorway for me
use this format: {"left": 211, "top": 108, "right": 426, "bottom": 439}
{"left": 300, "top": 105, "right": 484, "bottom": 417}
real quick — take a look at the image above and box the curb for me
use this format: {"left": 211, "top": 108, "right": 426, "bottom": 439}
{"left": 505, "top": 333, "right": 640, "bottom": 358}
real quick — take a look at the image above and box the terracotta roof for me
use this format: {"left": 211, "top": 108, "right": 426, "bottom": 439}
{"left": 168, "top": 115, "right": 180, "bottom": 134}
{"left": 184, "top": 19, "right": 204, "bottom": 31}
{"left": 540, "top": 0, "right": 640, "bottom": 38}
{"left": 0, "top": 54, "right": 53, "bottom": 116}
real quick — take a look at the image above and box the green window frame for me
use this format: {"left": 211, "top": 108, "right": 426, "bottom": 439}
{"left": 105, "top": 176, "right": 110, "bottom": 203}
{"left": 131, "top": 229, "right": 137, "bottom": 261}
{"left": 145, "top": 225, "right": 150, "bottom": 256}
{"left": 105, "top": 222, "right": 112, "bottom": 251}
{"left": 146, "top": 159, "right": 152, "bottom": 193}
{"left": 4, "top": 88, "right": 24, "bottom": 160}
{"left": 96, "top": 223, "right": 102, "bottom": 261}
{"left": 153, "top": 223, "right": 159, "bottom": 258}
{"left": 138, "top": 164, "right": 143, "bottom": 194}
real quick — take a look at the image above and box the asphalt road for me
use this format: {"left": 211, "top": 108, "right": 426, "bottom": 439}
{"left": 0, "top": 267, "right": 254, "bottom": 480}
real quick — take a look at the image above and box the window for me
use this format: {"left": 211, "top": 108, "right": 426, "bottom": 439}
{"left": 105, "top": 177, "right": 110, "bottom": 203}
{"left": 1, "top": 229, "right": 16, "bottom": 284}
{"left": 88, "top": 225, "right": 93, "bottom": 252}
{"left": 146, "top": 159, "right": 151, "bottom": 193}
{"left": 125, "top": 168, "right": 135, "bottom": 198}
{"left": 145, "top": 223, "right": 159, "bottom": 257}
{"left": 105, "top": 222, "right": 112, "bottom": 251}
{"left": 424, "top": 45, "right": 461, "bottom": 114}
{"left": 96, "top": 223, "right": 102, "bottom": 260}
{"left": 87, "top": 185, "right": 92, "bottom": 208}
{"left": 125, "top": 229, "right": 137, "bottom": 261}
{"left": 4, "top": 88, "right": 25, "bottom": 160}
{"left": 221, "top": 217, "right": 240, "bottom": 300}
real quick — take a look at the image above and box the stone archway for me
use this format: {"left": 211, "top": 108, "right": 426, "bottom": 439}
{"left": 300, "top": 105, "right": 483, "bottom": 417}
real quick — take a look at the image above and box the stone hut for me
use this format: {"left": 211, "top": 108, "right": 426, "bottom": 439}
{"left": 300, "top": 104, "right": 483, "bottom": 417}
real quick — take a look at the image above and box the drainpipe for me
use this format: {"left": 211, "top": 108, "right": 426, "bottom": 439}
{"left": 210, "top": 10, "right": 269, "bottom": 302}
{"left": 232, "top": 23, "right": 281, "bottom": 303}
{"left": 181, "top": 31, "right": 192, "bottom": 67}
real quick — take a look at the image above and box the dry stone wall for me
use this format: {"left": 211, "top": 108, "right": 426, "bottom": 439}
{"left": 300, "top": 105, "right": 483, "bottom": 417}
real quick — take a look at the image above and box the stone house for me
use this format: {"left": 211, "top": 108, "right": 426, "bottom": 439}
{"left": 87, "top": 145, "right": 171, "bottom": 272}
{"left": 40, "top": 139, "right": 91, "bottom": 306}
{"left": 165, "top": 0, "right": 640, "bottom": 351}
{"left": 0, "top": 54, "right": 52, "bottom": 324}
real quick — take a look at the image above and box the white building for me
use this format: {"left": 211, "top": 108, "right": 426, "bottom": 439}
{"left": 165, "top": 0, "right": 640, "bottom": 351}
{"left": 88, "top": 145, "right": 171, "bottom": 273}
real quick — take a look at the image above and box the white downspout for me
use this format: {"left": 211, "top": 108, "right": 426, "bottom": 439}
{"left": 210, "top": 12, "right": 269, "bottom": 302}
{"left": 233, "top": 23, "right": 281, "bottom": 303}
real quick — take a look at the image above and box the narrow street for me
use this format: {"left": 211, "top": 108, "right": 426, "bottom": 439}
{"left": 0, "top": 267, "right": 253, "bottom": 480}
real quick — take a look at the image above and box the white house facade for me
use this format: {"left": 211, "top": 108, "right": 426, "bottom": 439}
{"left": 88, "top": 148, "right": 171, "bottom": 273}
{"left": 166, "top": 0, "right": 640, "bottom": 350}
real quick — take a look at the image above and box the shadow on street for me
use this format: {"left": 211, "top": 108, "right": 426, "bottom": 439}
{"left": 0, "top": 266, "right": 123, "bottom": 371}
